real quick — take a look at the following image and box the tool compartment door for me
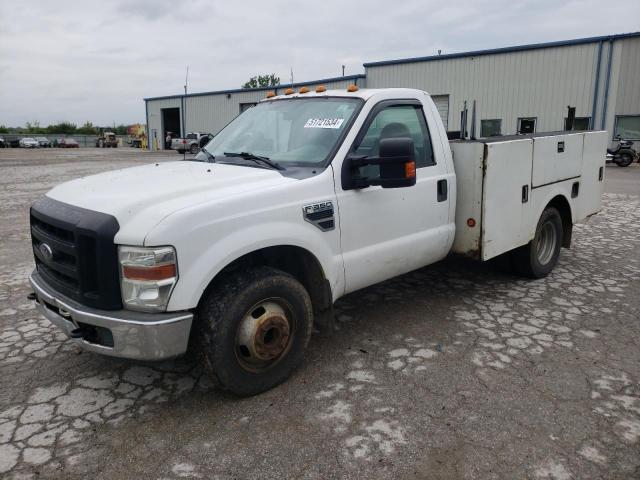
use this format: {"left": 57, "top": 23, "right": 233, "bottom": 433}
{"left": 481, "top": 139, "right": 534, "bottom": 260}
{"left": 576, "top": 131, "right": 607, "bottom": 220}
{"left": 531, "top": 133, "right": 583, "bottom": 187}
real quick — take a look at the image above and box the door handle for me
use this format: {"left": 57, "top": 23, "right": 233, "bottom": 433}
{"left": 437, "top": 179, "right": 448, "bottom": 202}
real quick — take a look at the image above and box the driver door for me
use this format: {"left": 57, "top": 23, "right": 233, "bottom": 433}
{"left": 334, "top": 99, "right": 453, "bottom": 294}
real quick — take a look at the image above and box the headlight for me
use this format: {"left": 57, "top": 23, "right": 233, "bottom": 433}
{"left": 118, "top": 246, "right": 178, "bottom": 312}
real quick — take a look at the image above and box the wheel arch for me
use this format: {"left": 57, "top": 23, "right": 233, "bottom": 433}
{"left": 197, "top": 245, "right": 333, "bottom": 321}
{"left": 545, "top": 194, "right": 573, "bottom": 248}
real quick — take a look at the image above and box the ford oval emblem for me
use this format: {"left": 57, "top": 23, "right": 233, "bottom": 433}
{"left": 39, "top": 243, "right": 54, "bottom": 262}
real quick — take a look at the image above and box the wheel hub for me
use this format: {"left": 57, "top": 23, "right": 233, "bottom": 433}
{"left": 535, "top": 221, "right": 557, "bottom": 265}
{"left": 237, "top": 301, "right": 291, "bottom": 364}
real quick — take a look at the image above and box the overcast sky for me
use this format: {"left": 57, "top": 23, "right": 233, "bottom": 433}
{"left": 0, "top": 0, "right": 638, "bottom": 127}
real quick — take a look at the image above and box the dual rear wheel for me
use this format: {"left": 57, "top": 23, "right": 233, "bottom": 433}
{"left": 511, "top": 207, "right": 563, "bottom": 278}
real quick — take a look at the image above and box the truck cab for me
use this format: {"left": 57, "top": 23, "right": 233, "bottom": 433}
{"left": 28, "top": 87, "right": 606, "bottom": 395}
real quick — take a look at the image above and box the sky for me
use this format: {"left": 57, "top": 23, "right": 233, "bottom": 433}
{"left": 0, "top": 0, "right": 639, "bottom": 127}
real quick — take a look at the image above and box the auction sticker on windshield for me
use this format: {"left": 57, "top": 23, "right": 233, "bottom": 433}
{"left": 304, "top": 118, "right": 345, "bottom": 129}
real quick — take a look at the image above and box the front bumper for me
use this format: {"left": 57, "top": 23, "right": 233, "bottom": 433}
{"left": 29, "top": 271, "right": 193, "bottom": 361}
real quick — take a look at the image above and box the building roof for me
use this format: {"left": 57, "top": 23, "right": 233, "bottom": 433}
{"left": 363, "top": 31, "right": 640, "bottom": 67}
{"left": 144, "top": 74, "right": 366, "bottom": 102}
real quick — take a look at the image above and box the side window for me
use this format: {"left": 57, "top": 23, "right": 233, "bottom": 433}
{"left": 354, "top": 104, "right": 435, "bottom": 168}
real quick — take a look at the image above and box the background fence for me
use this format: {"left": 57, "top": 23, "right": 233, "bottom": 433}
{"left": 0, "top": 134, "right": 134, "bottom": 148}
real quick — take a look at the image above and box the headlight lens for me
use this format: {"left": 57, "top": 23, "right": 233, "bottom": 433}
{"left": 118, "top": 246, "right": 178, "bottom": 312}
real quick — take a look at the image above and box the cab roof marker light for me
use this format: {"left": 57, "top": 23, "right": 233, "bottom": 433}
{"left": 347, "top": 84, "right": 358, "bottom": 92}
{"left": 315, "top": 85, "right": 327, "bottom": 93}
{"left": 284, "top": 88, "right": 295, "bottom": 95}
{"left": 299, "top": 86, "right": 310, "bottom": 94}
{"left": 266, "top": 91, "right": 276, "bottom": 98}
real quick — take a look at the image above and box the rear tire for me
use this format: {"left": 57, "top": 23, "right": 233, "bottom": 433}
{"left": 189, "top": 143, "right": 198, "bottom": 154}
{"left": 512, "top": 207, "right": 563, "bottom": 278}
{"left": 615, "top": 152, "right": 633, "bottom": 167}
{"left": 195, "top": 266, "right": 313, "bottom": 396}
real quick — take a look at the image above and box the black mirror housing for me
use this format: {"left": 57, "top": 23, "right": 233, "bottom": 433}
{"left": 342, "top": 137, "right": 416, "bottom": 190}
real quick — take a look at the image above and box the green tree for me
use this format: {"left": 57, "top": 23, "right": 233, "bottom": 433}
{"left": 242, "top": 74, "right": 280, "bottom": 89}
{"left": 0, "top": 125, "right": 8, "bottom": 133}
{"left": 22, "top": 121, "right": 46, "bottom": 134}
{"left": 46, "top": 122, "right": 77, "bottom": 134}
{"left": 76, "top": 121, "right": 97, "bottom": 135}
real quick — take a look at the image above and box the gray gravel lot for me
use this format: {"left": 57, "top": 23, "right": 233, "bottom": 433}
{"left": 0, "top": 149, "right": 639, "bottom": 479}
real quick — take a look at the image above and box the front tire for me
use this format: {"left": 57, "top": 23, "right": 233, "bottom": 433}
{"left": 189, "top": 143, "right": 198, "bottom": 154}
{"left": 195, "top": 266, "right": 313, "bottom": 396}
{"left": 512, "top": 207, "right": 563, "bottom": 278}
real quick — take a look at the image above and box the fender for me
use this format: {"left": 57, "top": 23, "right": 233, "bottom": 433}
{"left": 527, "top": 182, "right": 575, "bottom": 244}
{"left": 164, "top": 221, "right": 344, "bottom": 311}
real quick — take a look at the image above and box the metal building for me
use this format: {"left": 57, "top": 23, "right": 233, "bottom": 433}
{"left": 364, "top": 32, "right": 640, "bottom": 141}
{"left": 144, "top": 75, "right": 365, "bottom": 150}
{"left": 145, "top": 32, "right": 640, "bottom": 150}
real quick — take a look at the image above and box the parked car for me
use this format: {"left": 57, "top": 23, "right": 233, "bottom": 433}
{"left": 36, "top": 137, "right": 52, "bottom": 148}
{"left": 171, "top": 132, "right": 213, "bottom": 154}
{"left": 27, "top": 87, "right": 607, "bottom": 396}
{"left": 0, "top": 137, "right": 6, "bottom": 148}
{"left": 57, "top": 138, "right": 80, "bottom": 148}
{"left": 19, "top": 137, "right": 39, "bottom": 148}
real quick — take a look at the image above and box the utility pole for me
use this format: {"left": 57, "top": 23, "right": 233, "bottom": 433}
{"left": 342, "top": 65, "right": 345, "bottom": 77}
{"left": 183, "top": 66, "right": 188, "bottom": 160}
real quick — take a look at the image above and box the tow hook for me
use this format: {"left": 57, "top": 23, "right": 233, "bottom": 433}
{"left": 69, "top": 327, "right": 88, "bottom": 339}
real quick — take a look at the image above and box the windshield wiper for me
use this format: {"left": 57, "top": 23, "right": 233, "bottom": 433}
{"left": 223, "top": 152, "right": 285, "bottom": 170}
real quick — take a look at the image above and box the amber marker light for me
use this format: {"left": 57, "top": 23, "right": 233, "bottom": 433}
{"left": 299, "top": 86, "right": 310, "bottom": 93}
{"left": 404, "top": 161, "right": 416, "bottom": 179}
{"left": 315, "top": 85, "right": 327, "bottom": 93}
{"left": 266, "top": 91, "right": 276, "bottom": 98}
{"left": 347, "top": 84, "right": 359, "bottom": 92}
{"left": 284, "top": 88, "right": 295, "bottom": 95}
{"left": 123, "top": 264, "right": 176, "bottom": 281}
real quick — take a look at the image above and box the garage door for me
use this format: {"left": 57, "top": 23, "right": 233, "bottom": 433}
{"left": 431, "top": 95, "right": 449, "bottom": 131}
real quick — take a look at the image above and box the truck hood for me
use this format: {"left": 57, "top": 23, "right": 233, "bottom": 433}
{"left": 46, "top": 161, "right": 295, "bottom": 244}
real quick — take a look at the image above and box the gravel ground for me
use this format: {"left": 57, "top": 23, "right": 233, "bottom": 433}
{"left": 0, "top": 148, "right": 639, "bottom": 479}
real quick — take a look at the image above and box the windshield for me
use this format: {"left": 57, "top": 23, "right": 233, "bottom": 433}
{"left": 202, "top": 97, "right": 362, "bottom": 166}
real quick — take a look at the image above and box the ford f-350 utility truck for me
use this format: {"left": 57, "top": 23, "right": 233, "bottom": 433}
{"left": 28, "top": 87, "right": 607, "bottom": 395}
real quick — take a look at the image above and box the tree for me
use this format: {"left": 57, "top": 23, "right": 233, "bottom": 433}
{"left": 46, "top": 122, "right": 77, "bottom": 135}
{"left": 242, "top": 74, "right": 280, "bottom": 89}
{"left": 76, "top": 121, "right": 97, "bottom": 135}
{"left": 25, "top": 121, "right": 45, "bottom": 134}
{"left": 0, "top": 125, "right": 8, "bottom": 134}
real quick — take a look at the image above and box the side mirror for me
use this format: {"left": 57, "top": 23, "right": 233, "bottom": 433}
{"left": 342, "top": 137, "right": 416, "bottom": 190}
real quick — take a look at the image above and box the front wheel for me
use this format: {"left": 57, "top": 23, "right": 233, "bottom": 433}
{"left": 512, "top": 207, "right": 563, "bottom": 278}
{"left": 189, "top": 143, "right": 198, "bottom": 154}
{"left": 194, "top": 266, "right": 313, "bottom": 396}
{"left": 615, "top": 152, "right": 634, "bottom": 167}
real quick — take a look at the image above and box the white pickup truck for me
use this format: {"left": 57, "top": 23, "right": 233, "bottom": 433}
{"left": 28, "top": 87, "right": 606, "bottom": 395}
{"left": 171, "top": 132, "right": 213, "bottom": 154}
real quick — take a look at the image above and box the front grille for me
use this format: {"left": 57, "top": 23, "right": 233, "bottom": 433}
{"left": 30, "top": 197, "right": 122, "bottom": 310}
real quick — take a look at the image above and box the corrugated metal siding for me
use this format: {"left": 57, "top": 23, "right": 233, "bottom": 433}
{"left": 366, "top": 43, "right": 601, "bottom": 136}
{"left": 615, "top": 36, "right": 640, "bottom": 115}
{"left": 431, "top": 95, "right": 449, "bottom": 130}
